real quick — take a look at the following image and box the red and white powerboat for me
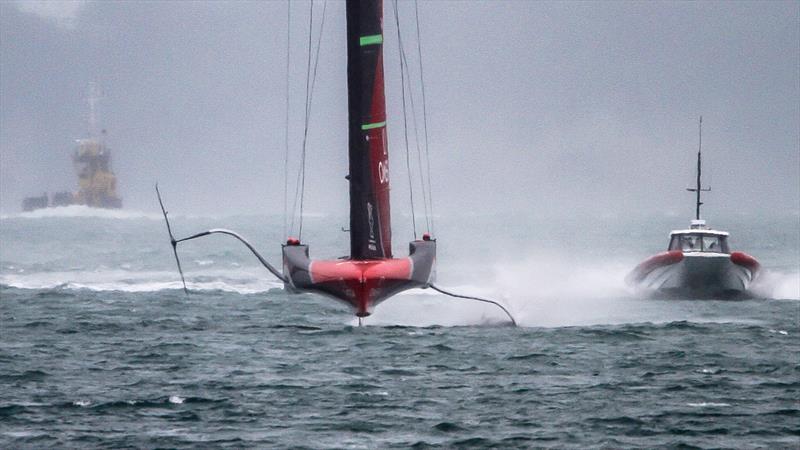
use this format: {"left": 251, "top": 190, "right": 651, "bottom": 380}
{"left": 627, "top": 118, "right": 760, "bottom": 298}
{"left": 627, "top": 219, "right": 760, "bottom": 298}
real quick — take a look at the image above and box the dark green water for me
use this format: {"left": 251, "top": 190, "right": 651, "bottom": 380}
{"left": 1, "top": 210, "right": 798, "bottom": 448}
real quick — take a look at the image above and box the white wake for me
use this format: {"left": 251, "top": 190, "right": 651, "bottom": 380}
{"left": 2, "top": 205, "right": 161, "bottom": 220}
{"left": 0, "top": 267, "right": 283, "bottom": 294}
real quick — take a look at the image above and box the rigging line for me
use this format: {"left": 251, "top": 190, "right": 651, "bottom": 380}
{"left": 289, "top": 0, "right": 315, "bottom": 237}
{"left": 290, "top": 0, "right": 322, "bottom": 239}
{"left": 397, "top": 17, "right": 430, "bottom": 232}
{"left": 395, "top": 1, "right": 430, "bottom": 233}
{"left": 283, "top": 0, "right": 292, "bottom": 239}
{"left": 293, "top": 0, "right": 316, "bottom": 236}
{"left": 393, "top": 0, "right": 417, "bottom": 239}
{"left": 414, "top": 0, "right": 435, "bottom": 236}
{"left": 307, "top": 0, "right": 328, "bottom": 118}
{"left": 298, "top": 0, "right": 328, "bottom": 241}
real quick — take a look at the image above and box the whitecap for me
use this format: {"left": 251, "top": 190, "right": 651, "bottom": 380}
{"left": 73, "top": 399, "right": 91, "bottom": 407}
{"left": 5, "top": 205, "right": 161, "bottom": 220}
{"left": 0, "top": 269, "right": 283, "bottom": 294}
{"left": 168, "top": 395, "right": 185, "bottom": 404}
{"left": 3, "top": 431, "right": 45, "bottom": 438}
{"left": 687, "top": 402, "right": 731, "bottom": 407}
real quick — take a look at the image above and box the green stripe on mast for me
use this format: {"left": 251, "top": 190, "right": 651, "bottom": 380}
{"left": 361, "top": 121, "right": 386, "bottom": 130}
{"left": 359, "top": 34, "right": 383, "bottom": 46}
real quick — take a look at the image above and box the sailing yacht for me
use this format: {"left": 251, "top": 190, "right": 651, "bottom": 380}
{"left": 156, "top": 0, "right": 516, "bottom": 325}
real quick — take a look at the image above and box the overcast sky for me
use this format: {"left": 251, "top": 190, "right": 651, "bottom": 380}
{"left": 1, "top": 0, "right": 798, "bottom": 223}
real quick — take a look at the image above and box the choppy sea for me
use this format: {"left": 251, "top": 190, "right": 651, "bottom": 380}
{"left": 1, "top": 206, "right": 798, "bottom": 448}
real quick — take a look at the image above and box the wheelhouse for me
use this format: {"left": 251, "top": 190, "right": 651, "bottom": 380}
{"left": 668, "top": 231, "right": 730, "bottom": 253}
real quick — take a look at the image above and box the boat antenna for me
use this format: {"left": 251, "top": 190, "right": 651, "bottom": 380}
{"left": 686, "top": 116, "right": 710, "bottom": 220}
{"left": 87, "top": 82, "right": 102, "bottom": 138}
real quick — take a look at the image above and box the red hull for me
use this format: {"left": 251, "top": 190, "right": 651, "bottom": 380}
{"left": 310, "top": 259, "right": 412, "bottom": 316}
{"left": 627, "top": 250, "right": 684, "bottom": 284}
{"left": 283, "top": 240, "right": 436, "bottom": 317}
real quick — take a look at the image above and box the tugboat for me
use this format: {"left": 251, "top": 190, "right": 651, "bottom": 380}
{"left": 627, "top": 118, "right": 760, "bottom": 298}
{"left": 21, "top": 83, "right": 122, "bottom": 212}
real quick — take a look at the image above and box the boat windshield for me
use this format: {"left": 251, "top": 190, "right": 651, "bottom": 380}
{"left": 668, "top": 233, "right": 729, "bottom": 253}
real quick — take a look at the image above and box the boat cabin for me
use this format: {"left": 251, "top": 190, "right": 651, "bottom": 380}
{"left": 668, "top": 231, "right": 729, "bottom": 253}
{"left": 668, "top": 220, "right": 729, "bottom": 254}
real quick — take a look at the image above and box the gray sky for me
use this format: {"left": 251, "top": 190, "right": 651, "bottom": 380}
{"left": 1, "top": 0, "right": 798, "bottom": 222}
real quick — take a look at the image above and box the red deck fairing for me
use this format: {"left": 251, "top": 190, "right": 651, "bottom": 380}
{"left": 283, "top": 240, "right": 435, "bottom": 317}
{"left": 626, "top": 250, "right": 684, "bottom": 283}
{"left": 730, "top": 251, "right": 760, "bottom": 272}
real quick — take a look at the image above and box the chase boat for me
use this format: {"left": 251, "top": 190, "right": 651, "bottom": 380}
{"left": 627, "top": 118, "right": 760, "bottom": 298}
{"left": 627, "top": 219, "right": 760, "bottom": 298}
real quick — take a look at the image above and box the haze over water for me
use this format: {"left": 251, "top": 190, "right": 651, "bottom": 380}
{"left": 1, "top": 1, "right": 797, "bottom": 218}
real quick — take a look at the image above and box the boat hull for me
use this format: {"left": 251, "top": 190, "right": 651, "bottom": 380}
{"left": 282, "top": 239, "right": 436, "bottom": 317}
{"left": 627, "top": 251, "right": 759, "bottom": 299}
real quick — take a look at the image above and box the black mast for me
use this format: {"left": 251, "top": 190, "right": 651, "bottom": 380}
{"left": 686, "top": 116, "right": 710, "bottom": 220}
{"left": 346, "top": 0, "right": 392, "bottom": 260}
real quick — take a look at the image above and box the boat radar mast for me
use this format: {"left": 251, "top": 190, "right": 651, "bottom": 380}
{"left": 87, "top": 81, "right": 102, "bottom": 138}
{"left": 686, "top": 116, "right": 711, "bottom": 221}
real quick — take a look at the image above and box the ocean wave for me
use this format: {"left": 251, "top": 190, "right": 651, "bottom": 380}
{"left": 2, "top": 205, "right": 162, "bottom": 220}
{"left": 686, "top": 402, "right": 732, "bottom": 407}
{"left": 61, "top": 395, "right": 221, "bottom": 411}
{"left": 0, "top": 269, "right": 283, "bottom": 294}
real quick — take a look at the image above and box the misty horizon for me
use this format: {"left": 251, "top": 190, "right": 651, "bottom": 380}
{"left": 2, "top": 1, "right": 798, "bottom": 221}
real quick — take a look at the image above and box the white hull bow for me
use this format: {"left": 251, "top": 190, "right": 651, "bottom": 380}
{"left": 627, "top": 250, "right": 760, "bottom": 299}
